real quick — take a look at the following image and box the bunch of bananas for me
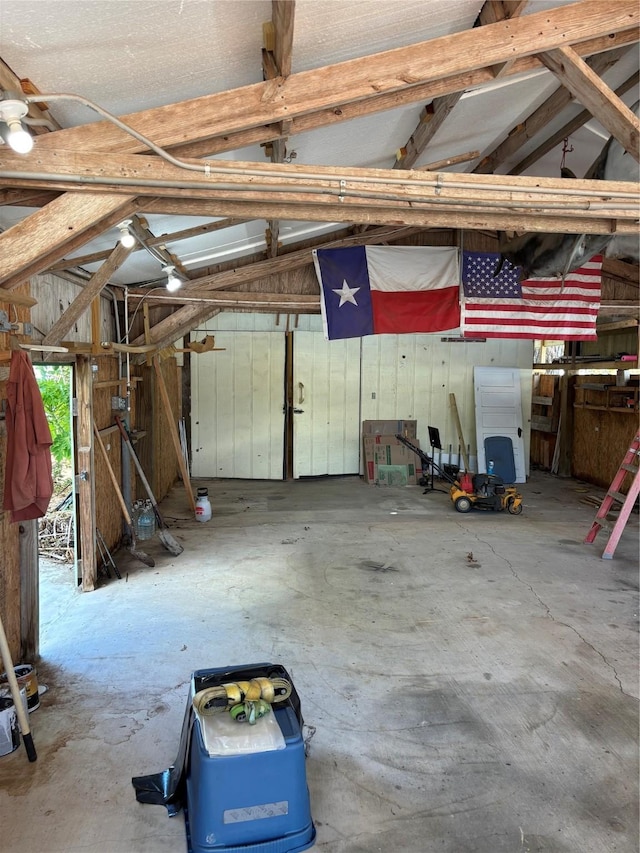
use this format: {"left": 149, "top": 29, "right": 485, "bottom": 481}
{"left": 192, "top": 676, "right": 292, "bottom": 725}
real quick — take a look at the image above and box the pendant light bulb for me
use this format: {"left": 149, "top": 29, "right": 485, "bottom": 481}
{"left": 117, "top": 220, "right": 135, "bottom": 248}
{"left": 163, "top": 265, "right": 182, "bottom": 292}
{"left": 0, "top": 98, "right": 33, "bottom": 153}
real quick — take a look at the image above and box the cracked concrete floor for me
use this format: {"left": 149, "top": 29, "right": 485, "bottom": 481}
{"left": 0, "top": 471, "right": 638, "bottom": 853}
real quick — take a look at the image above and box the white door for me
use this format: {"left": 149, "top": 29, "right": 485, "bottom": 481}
{"left": 474, "top": 366, "right": 526, "bottom": 483}
{"left": 293, "top": 332, "right": 362, "bottom": 477}
{"left": 191, "top": 331, "right": 285, "bottom": 479}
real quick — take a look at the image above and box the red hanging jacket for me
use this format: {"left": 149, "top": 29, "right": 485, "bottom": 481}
{"left": 3, "top": 350, "right": 54, "bottom": 522}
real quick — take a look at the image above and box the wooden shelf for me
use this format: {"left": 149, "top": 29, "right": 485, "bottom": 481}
{"left": 533, "top": 360, "right": 638, "bottom": 371}
{"left": 597, "top": 319, "right": 639, "bottom": 334}
{"left": 574, "top": 384, "right": 639, "bottom": 414}
{"left": 574, "top": 404, "right": 638, "bottom": 413}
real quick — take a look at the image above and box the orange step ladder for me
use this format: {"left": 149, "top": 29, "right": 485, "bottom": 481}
{"left": 584, "top": 431, "right": 640, "bottom": 560}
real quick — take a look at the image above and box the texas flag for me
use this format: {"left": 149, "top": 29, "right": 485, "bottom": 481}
{"left": 312, "top": 245, "right": 460, "bottom": 340}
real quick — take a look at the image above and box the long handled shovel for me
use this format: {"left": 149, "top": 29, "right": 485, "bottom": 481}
{"left": 115, "top": 416, "right": 184, "bottom": 557}
{"left": 0, "top": 614, "right": 36, "bottom": 762}
{"left": 93, "top": 422, "right": 154, "bottom": 568}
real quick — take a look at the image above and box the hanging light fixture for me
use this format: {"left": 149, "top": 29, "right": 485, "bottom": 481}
{"left": 117, "top": 220, "right": 136, "bottom": 248}
{"left": 0, "top": 97, "right": 34, "bottom": 153}
{"left": 163, "top": 265, "right": 182, "bottom": 292}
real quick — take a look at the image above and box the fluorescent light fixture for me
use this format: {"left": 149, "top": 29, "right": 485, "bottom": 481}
{"left": 0, "top": 98, "right": 33, "bottom": 153}
{"left": 117, "top": 220, "right": 136, "bottom": 248}
{"left": 163, "top": 265, "right": 182, "bottom": 292}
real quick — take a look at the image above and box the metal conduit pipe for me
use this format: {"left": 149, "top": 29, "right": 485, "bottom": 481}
{"left": 11, "top": 91, "right": 640, "bottom": 201}
{"left": 0, "top": 169, "right": 637, "bottom": 214}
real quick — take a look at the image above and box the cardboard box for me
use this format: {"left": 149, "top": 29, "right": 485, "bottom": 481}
{"left": 362, "top": 420, "right": 417, "bottom": 439}
{"left": 363, "top": 436, "right": 419, "bottom": 484}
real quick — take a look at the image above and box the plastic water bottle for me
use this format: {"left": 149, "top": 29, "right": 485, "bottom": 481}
{"left": 195, "top": 487, "right": 212, "bottom": 523}
{"left": 487, "top": 459, "right": 495, "bottom": 475}
{"left": 131, "top": 500, "right": 141, "bottom": 532}
{"left": 137, "top": 500, "right": 156, "bottom": 540}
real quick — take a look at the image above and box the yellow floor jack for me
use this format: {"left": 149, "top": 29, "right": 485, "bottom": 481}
{"left": 395, "top": 435, "right": 523, "bottom": 515}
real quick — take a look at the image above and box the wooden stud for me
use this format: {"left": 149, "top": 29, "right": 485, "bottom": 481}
{"left": 153, "top": 355, "right": 196, "bottom": 515}
{"left": 75, "top": 355, "right": 97, "bottom": 592}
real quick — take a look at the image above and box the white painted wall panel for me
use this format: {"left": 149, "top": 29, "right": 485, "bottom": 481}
{"left": 192, "top": 315, "right": 533, "bottom": 480}
{"left": 191, "top": 331, "right": 285, "bottom": 479}
{"left": 293, "top": 333, "right": 361, "bottom": 477}
{"left": 361, "top": 334, "right": 533, "bottom": 471}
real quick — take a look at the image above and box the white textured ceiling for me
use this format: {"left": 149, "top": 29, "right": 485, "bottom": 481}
{"left": 0, "top": 0, "right": 637, "bottom": 286}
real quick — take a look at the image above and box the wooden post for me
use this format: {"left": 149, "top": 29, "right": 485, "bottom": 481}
{"left": 556, "top": 371, "right": 575, "bottom": 477}
{"left": 75, "top": 356, "right": 97, "bottom": 591}
{"left": 153, "top": 356, "right": 196, "bottom": 514}
{"left": 91, "top": 296, "right": 101, "bottom": 355}
{"left": 449, "top": 393, "right": 470, "bottom": 472}
{"left": 19, "top": 520, "right": 39, "bottom": 662}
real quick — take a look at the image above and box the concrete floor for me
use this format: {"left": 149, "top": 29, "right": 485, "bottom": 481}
{"left": 0, "top": 471, "right": 638, "bottom": 853}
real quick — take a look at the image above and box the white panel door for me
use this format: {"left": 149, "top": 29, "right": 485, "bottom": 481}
{"left": 293, "top": 332, "right": 361, "bottom": 477}
{"left": 474, "top": 366, "right": 526, "bottom": 483}
{"left": 191, "top": 331, "right": 285, "bottom": 479}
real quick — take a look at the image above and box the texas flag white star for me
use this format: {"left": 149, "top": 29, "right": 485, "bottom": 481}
{"left": 332, "top": 279, "right": 360, "bottom": 307}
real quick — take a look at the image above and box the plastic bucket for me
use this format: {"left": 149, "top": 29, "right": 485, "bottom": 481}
{"left": 0, "top": 697, "right": 20, "bottom": 756}
{"left": 0, "top": 664, "right": 39, "bottom": 712}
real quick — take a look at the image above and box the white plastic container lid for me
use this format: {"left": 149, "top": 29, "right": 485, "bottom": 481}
{"left": 196, "top": 707, "right": 286, "bottom": 756}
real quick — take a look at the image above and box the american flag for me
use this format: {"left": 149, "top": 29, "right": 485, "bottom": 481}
{"left": 460, "top": 251, "right": 602, "bottom": 340}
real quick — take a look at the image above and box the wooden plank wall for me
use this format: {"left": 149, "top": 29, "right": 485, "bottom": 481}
{"left": 531, "top": 373, "right": 560, "bottom": 471}
{"left": 132, "top": 357, "right": 180, "bottom": 505}
{"left": 572, "top": 375, "right": 639, "bottom": 489}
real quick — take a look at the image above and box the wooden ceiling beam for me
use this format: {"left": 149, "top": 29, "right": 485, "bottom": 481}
{"left": 42, "top": 241, "right": 135, "bottom": 345}
{"left": 538, "top": 46, "right": 640, "bottom": 159}
{"left": 0, "top": 148, "right": 635, "bottom": 234}
{"left": 510, "top": 71, "right": 640, "bottom": 175}
{"left": 0, "top": 1, "right": 637, "bottom": 295}
{"left": 126, "top": 290, "right": 319, "bottom": 312}
{"left": 262, "top": 1, "right": 296, "bottom": 259}
{"left": 395, "top": 93, "right": 461, "bottom": 171}
{"left": 28, "top": 1, "right": 639, "bottom": 155}
{"left": 0, "top": 193, "right": 141, "bottom": 291}
{"left": 172, "top": 226, "right": 424, "bottom": 293}
{"left": 475, "top": 48, "right": 632, "bottom": 174}
{"left": 46, "top": 216, "right": 249, "bottom": 271}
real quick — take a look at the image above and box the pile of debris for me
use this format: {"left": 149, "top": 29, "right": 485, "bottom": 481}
{"left": 38, "top": 492, "right": 74, "bottom": 563}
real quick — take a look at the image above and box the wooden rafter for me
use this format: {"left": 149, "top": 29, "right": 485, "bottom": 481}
{"left": 47, "top": 217, "right": 249, "bottom": 271}
{"left": 538, "top": 46, "right": 640, "bottom": 159}
{"left": 510, "top": 72, "right": 640, "bottom": 175}
{"left": 475, "top": 48, "right": 632, "bottom": 174}
{"left": 395, "top": 0, "right": 527, "bottom": 171}
{"left": 26, "top": 1, "right": 640, "bottom": 157}
{"left": 262, "top": 0, "right": 296, "bottom": 258}
{"left": 478, "top": 1, "right": 529, "bottom": 77}
{"left": 0, "top": 193, "right": 140, "bottom": 291}
{"left": 42, "top": 241, "right": 134, "bottom": 346}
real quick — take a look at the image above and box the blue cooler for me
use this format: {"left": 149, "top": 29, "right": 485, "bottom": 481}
{"left": 185, "top": 663, "right": 315, "bottom": 853}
